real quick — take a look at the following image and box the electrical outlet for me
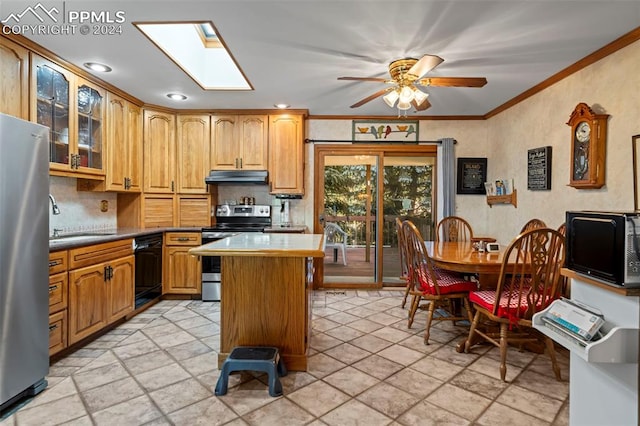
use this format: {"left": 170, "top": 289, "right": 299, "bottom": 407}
{"left": 100, "top": 200, "right": 109, "bottom": 212}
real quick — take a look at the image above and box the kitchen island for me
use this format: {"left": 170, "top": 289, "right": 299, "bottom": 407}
{"left": 189, "top": 233, "right": 325, "bottom": 371}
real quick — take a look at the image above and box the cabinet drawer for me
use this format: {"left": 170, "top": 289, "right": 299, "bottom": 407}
{"left": 49, "top": 272, "right": 68, "bottom": 314}
{"left": 165, "top": 232, "right": 201, "bottom": 246}
{"left": 49, "top": 310, "right": 67, "bottom": 356}
{"left": 49, "top": 251, "right": 68, "bottom": 275}
{"left": 69, "top": 238, "right": 134, "bottom": 270}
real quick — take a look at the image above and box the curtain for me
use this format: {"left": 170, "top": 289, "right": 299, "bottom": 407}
{"left": 436, "top": 138, "right": 456, "bottom": 224}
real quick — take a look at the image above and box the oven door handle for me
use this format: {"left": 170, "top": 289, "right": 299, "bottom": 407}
{"left": 134, "top": 243, "right": 150, "bottom": 251}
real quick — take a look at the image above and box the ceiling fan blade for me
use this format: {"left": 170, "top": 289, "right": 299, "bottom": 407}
{"left": 418, "top": 77, "right": 487, "bottom": 87}
{"left": 350, "top": 88, "right": 390, "bottom": 108}
{"left": 406, "top": 54, "right": 444, "bottom": 78}
{"left": 338, "top": 76, "right": 388, "bottom": 82}
{"left": 411, "top": 98, "right": 432, "bottom": 111}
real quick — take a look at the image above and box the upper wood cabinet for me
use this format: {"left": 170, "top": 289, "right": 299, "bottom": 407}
{"left": 144, "top": 109, "right": 176, "bottom": 193}
{"left": 32, "top": 55, "right": 105, "bottom": 178}
{"left": 269, "top": 114, "right": 305, "bottom": 195}
{"left": 211, "top": 115, "right": 268, "bottom": 170}
{"left": 103, "top": 93, "right": 143, "bottom": 192}
{"left": 0, "top": 37, "right": 29, "bottom": 119}
{"left": 177, "top": 114, "right": 210, "bottom": 193}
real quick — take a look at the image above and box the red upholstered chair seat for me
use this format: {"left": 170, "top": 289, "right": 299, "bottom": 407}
{"left": 469, "top": 289, "right": 552, "bottom": 321}
{"left": 416, "top": 269, "right": 477, "bottom": 295}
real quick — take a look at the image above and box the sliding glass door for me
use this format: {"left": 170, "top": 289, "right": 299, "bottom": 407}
{"left": 315, "top": 145, "right": 436, "bottom": 288}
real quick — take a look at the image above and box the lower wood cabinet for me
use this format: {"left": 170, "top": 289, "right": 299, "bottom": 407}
{"left": 67, "top": 240, "right": 134, "bottom": 345}
{"left": 49, "top": 250, "right": 68, "bottom": 356}
{"left": 163, "top": 232, "right": 202, "bottom": 294}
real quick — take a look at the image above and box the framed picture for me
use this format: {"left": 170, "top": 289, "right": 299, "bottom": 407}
{"left": 527, "top": 146, "right": 552, "bottom": 190}
{"left": 352, "top": 120, "right": 418, "bottom": 142}
{"left": 456, "top": 157, "right": 487, "bottom": 195}
{"left": 633, "top": 135, "right": 640, "bottom": 211}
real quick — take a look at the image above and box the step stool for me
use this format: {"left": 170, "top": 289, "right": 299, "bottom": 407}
{"left": 215, "top": 346, "right": 287, "bottom": 397}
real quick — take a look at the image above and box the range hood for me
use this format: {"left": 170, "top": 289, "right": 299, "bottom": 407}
{"left": 205, "top": 170, "right": 269, "bottom": 185}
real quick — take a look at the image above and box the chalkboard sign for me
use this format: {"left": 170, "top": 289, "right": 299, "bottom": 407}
{"left": 456, "top": 157, "right": 487, "bottom": 194}
{"left": 527, "top": 146, "right": 552, "bottom": 190}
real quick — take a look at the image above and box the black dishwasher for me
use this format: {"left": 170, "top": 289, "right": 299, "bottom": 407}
{"left": 134, "top": 233, "right": 163, "bottom": 309}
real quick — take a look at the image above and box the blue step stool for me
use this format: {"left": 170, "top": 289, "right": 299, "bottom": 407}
{"left": 215, "top": 346, "right": 287, "bottom": 397}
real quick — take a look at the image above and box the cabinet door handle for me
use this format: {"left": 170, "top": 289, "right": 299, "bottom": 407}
{"left": 171, "top": 180, "right": 175, "bottom": 192}
{"left": 49, "top": 285, "right": 58, "bottom": 292}
{"left": 235, "top": 158, "right": 238, "bottom": 168}
{"left": 177, "top": 237, "right": 190, "bottom": 242}
{"left": 49, "top": 324, "right": 58, "bottom": 331}
{"left": 104, "top": 266, "right": 109, "bottom": 281}
{"left": 239, "top": 158, "right": 243, "bottom": 168}
{"left": 108, "top": 266, "right": 114, "bottom": 280}
{"left": 49, "top": 260, "right": 61, "bottom": 268}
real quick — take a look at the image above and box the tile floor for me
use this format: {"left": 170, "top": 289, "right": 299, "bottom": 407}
{"left": 1, "top": 290, "right": 569, "bottom": 426}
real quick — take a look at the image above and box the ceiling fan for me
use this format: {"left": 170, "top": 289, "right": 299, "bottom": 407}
{"left": 338, "top": 54, "right": 487, "bottom": 111}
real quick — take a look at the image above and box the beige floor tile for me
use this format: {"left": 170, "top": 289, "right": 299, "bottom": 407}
{"left": 323, "top": 342, "right": 372, "bottom": 365}
{"left": 410, "top": 356, "right": 464, "bottom": 381}
{"left": 168, "top": 396, "right": 239, "bottom": 426}
{"left": 51, "top": 356, "right": 95, "bottom": 368}
{"left": 347, "top": 318, "right": 386, "bottom": 333}
{"left": 397, "top": 335, "right": 444, "bottom": 354}
{"left": 384, "top": 367, "right": 443, "bottom": 398}
{"left": 148, "top": 378, "right": 212, "bottom": 414}
{"left": 26, "top": 376, "right": 77, "bottom": 408}
{"left": 74, "top": 350, "right": 120, "bottom": 374}
{"left": 357, "top": 382, "right": 421, "bottom": 418}
{"left": 287, "top": 380, "right": 350, "bottom": 417}
{"left": 344, "top": 305, "right": 379, "bottom": 318}
{"left": 121, "top": 350, "right": 174, "bottom": 375}
{"left": 312, "top": 317, "right": 341, "bottom": 332}
{"left": 426, "top": 383, "right": 492, "bottom": 421}
{"left": 47, "top": 365, "right": 81, "bottom": 377}
{"left": 323, "top": 366, "right": 380, "bottom": 396}
{"left": 553, "top": 401, "right": 570, "bottom": 426}
{"left": 377, "top": 344, "right": 425, "bottom": 366}
{"left": 497, "top": 384, "right": 563, "bottom": 422}
{"left": 135, "top": 363, "right": 191, "bottom": 392}
{"left": 466, "top": 355, "right": 523, "bottom": 382}
{"left": 323, "top": 325, "right": 366, "bottom": 341}
{"left": 15, "top": 394, "right": 87, "bottom": 426}
{"left": 111, "top": 338, "right": 160, "bottom": 360}
{"left": 371, "top": 326, "right": 414, "bottom": 343}
{"left": 397, "top": 400, "right": 470, "bottom": 426}
{"left": 185, "top": 322, "right": 220, "bottom": 338}
{"left": 430, "top": 343, "right": 481, "bottom": 366}
{"left": 321, "top": 399, "right": 392, "bottom": 426}
{"left": 179, "top": 350, "right": 218, "bottom": 376}
{"left": 325, "top": 311, "right": 361, "bottom": 325}
{"left": 62, "top": 415, "right": 94, "bottom": 425}
{"left": 81, "top": 376, "right": 145, "bottom": 412}
{"left": 215, "top": 379, "right": 283, "bottom": 416}
{"left": 513, "top": 369, "right": 569, "bottom": 401}
{"left": 148, "top": 330, "right": 197, "bottom": 349}
{"left": 140, "top": 322, "right": 182, "bottom": 338}
{"left": 164, "top": 339, "right": 213, "bottom": 361}
{"left": 161, "top": 307, "right": 201, "bottom": 322}
{"left": 277, "top": 371, "right": 317, "bottom": 394}
{"left": 92, "top": 394, "right": 163, "bottom": 426}
{"left": 310, "top": 332, "right": 344, "bottom": 351}
{"left": 449, "top": 369, "right": 509, "bottom": 399}
{"left": 73, "top": 361, "right": 130, "bottom": 391}
{"left": 476, "top": 401, "right": 550, "bottom": 426}
{"left": 244, "top": 398, "right": 315, "bottom": 425}
{"left": 307, "top": 352, "right": 347, "bottom": 378}
{"left": 367, "top": 312, "right": 403, "bottom": 326}
{"left": 527, "top": 353, "right": 569, "bottom": 379}
{"left": 173, "top": 315, "right": 213, "bottom": 330}
{"left": 353, "top": 354, "right": 404, "bottom": 380}
{"left": 350, "top": 334, "right": 394, "bottom": 353}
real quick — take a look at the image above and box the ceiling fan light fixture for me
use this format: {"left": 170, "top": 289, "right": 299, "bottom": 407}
{"left": 397, "top": 100, "right": 412, "bottom": 111}
{"left": 412, "top": 88, "right": 428, "bottom": 106}
{"left": 398, "top": 86, "right": 414, "bottom": 103}
{"left": 383, "top": 90, "right": 399, "bottom": 108}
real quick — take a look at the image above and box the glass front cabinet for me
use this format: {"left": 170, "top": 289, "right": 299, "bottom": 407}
{"left": 31, "top": 55, "right": 105, "bottom": 177}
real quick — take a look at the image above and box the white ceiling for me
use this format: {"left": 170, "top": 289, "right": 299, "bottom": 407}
{"left": 4, "top": 0, "right": 639, "bottom": 117}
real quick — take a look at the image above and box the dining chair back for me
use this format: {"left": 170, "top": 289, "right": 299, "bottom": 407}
{"left": 464, "top": 227, "right": 565, "bottom": 381}
{"left": 396, "top": 218, "right": 411, "bottom": 308}
{"left": 324, "top": 222, "right": 348, "bottom": 265}
{"left": 403, "top": 220, "right": 476, "bottom": 344}
{"left": 435, "top": 216, "right": 474, "bottom": 242}
{"left": 520, "top": 218, "right": 547, "bottom": 233}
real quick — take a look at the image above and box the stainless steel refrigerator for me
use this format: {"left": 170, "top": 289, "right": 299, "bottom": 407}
{"left": 0, "top": 113, "right": 50, "bottom": 413}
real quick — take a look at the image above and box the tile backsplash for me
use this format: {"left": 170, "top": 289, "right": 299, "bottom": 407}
{"left": 49, "top": 176, "right": 117, "bottom": 236}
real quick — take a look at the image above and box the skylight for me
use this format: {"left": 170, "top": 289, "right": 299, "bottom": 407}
{"left": 134, "top": 21, "right": 252, "bottom": 90}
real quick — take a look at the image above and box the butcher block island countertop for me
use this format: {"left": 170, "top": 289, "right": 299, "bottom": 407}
{"left": 189, "top": 233, "right": 325, "bottom": 371}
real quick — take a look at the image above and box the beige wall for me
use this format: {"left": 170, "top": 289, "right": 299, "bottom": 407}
{"left": 307, "top": 39, "right": 640, "bottom": 244}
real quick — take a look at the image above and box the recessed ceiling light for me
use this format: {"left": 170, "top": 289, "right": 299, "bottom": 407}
{"left": 274, "top": 103, "right": 290, "bottom": 109}
{"left": 83, "top": 62, "right": 112, "bottom": 72}
{"left": 167, "top": 93, "right": 188, "bottom": 101}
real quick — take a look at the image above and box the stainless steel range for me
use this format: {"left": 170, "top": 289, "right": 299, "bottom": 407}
{"left": 201, "top": 204, "right": 271, "bottom": 301}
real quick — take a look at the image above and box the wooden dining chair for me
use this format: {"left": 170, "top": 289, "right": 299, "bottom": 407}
{"left": 463, "top": 227, "right": 565, "bottom": 381}
{"left": 520, "top": 218, "right": 547, "bottom": 233}
{"left": 556, "top": 222, "right": 569, "bottom": 297}
{"left": 403, "top": 220, "right": 476, "bottom": 344}
{"left": 396, "top": 218, "right": 411, "bottom": 308}
{"left": 435, "top": 216, "right": 474, "bottom": 242}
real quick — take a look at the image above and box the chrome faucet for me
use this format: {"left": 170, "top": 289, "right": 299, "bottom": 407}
{"left": 49, "top": 194, "right": 61, "bottom": 215}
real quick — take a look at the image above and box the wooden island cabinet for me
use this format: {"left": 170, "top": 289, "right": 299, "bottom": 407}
{"left": 190, "top": 233, "right": 324, "bottom": 371}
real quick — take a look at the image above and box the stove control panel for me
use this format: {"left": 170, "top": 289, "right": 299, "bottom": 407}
{"left": 216, "top": 204, "right": 271, "bottom": 217}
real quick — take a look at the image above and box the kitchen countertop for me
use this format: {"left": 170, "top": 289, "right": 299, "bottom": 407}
{"left": 48, "top": 227, "right": 202, "bottom": 251}
{"left": 263, "top": 225, "right": 308, "bottom": 233}
{"left": 189, "top": 232, "right": 325, "bottom": 258}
